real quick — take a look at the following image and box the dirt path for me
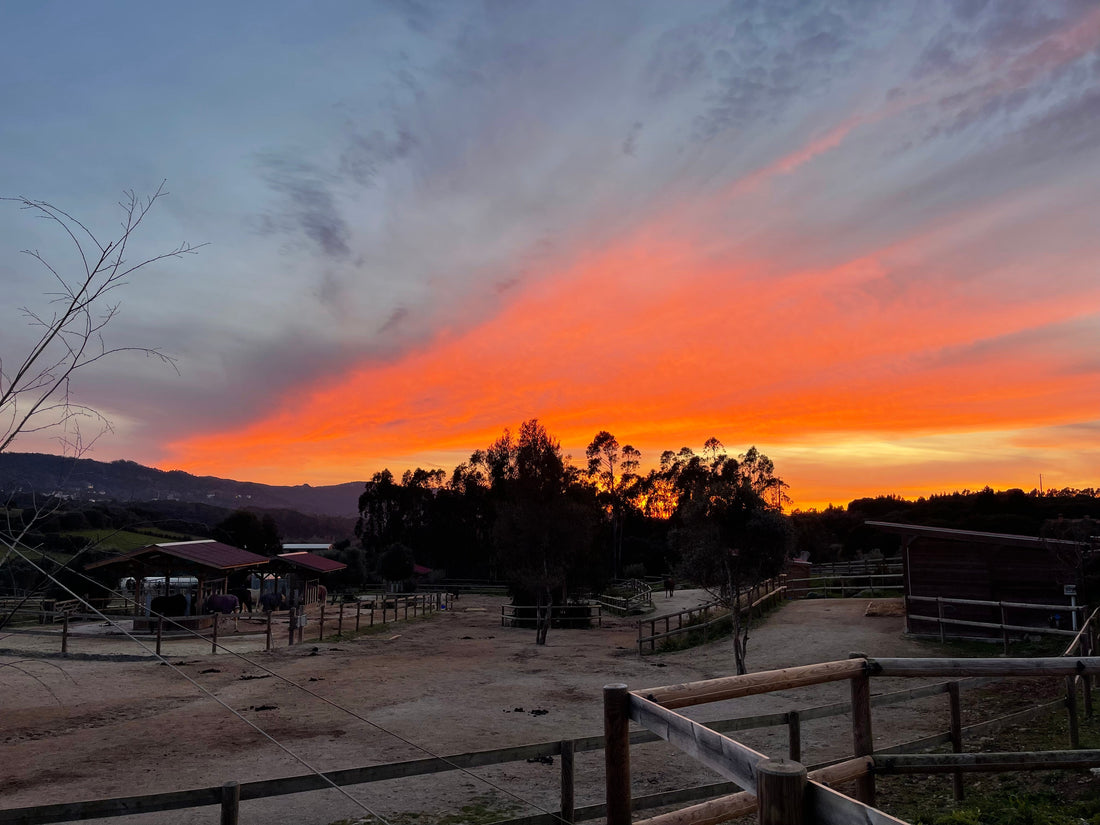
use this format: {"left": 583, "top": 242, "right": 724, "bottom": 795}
{"left": 0, "top": 594, "right": 943, "bottom": 825}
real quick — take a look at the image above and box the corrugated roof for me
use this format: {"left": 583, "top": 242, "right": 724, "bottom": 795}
{"left": 276, "top": 551, "right": 347, "bottom": 574}
{"left": 86, "top": 540, "right": 271, "bottom": 571}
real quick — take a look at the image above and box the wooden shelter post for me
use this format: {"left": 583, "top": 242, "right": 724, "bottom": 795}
{"left": 604, "top": 683, "right": 631, "bottom": 825}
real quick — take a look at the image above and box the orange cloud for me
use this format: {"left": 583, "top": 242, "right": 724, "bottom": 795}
{"left": 162, "top": 199, "right": 1100, "bottom": 510}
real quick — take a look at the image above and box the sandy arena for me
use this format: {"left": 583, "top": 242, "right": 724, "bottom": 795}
{"left": 0, "top": 593, "right": 944, "bottom": 825}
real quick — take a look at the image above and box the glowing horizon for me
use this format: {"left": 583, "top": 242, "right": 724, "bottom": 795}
{"left": 3, "top": 3, "right": 1097, "bottom": 513}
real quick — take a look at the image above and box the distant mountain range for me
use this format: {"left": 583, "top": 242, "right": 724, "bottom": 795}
{"left": 0, "top": 453, "right": 365, "bottom": 517}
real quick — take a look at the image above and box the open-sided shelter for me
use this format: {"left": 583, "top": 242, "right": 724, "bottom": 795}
{"left": 86, "top": 539, "right": 270, "bottom": 627}
{"left": 868, "top": 520, "right": 1091, "bottom": 640}
{"left": 265, "top": 551, "right": 346, "bottom": 606}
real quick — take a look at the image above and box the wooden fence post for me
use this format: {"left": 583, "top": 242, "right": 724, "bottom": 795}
{"left": 265, "top": 612, "right": 272, "bottom": 652}
{"left": 338, "top": 601, "right": 344, "bottom": 636}
{"left": 156, "top": 615, "right": 164, "bottom": 657}
{"left": 61, "top": 615, "right": 70, "bottom": 655}
{"left": 604, "top": 684, "right": 631, "bottom": 825}
{"left": 1066, "top": 675, "right": 1080, "bottom": 749}
{"left": 560, "top": 739, "right": 575, "bottom": 823}
{"left": 288, "top": 608, "right": 297, "bottom": 647}
{"left": 849, "top": 654, "right": 875, "bottom": 805}
{"left": 948, "top": 681, "right": 964, "bottom": 801}
{"left": 319, "top": 603, "right": 326, "bottom": 641}
{"left": 356, "top": 599, "right": 362, "bottom": 631}
{"left": 211, "top": 614, "right": 219, "bottom": 655}
{"left": 757, "top": 759, "right": 806, "bottom": 825}
{"left": 220, "top": 780, "right": 240, "bottom": 825}
{"left": 787, "top": 710, "right": 801, "bottom": 763}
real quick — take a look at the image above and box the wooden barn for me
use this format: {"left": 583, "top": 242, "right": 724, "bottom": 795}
{"left": 868, "top": 521, "right": 1091, "bottom": 641}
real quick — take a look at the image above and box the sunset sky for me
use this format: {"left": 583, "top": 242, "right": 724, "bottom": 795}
{"left": 2, "top": 1, "right": 1099, "bottom": 511}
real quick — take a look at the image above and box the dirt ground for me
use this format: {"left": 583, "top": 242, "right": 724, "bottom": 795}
{"left": 0, "top": 593, "right": 945, "bottom": 825}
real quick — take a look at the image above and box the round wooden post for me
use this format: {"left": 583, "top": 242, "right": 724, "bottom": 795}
{"left": 560, "top": 739, "right": 575, "bottom": 823}
{"left": 220, "top": 780, "right": 240, "bottom": 825}
{"left": 319, "top": 602, "right": 326, "bottom": 641}
{"left": 356, "top": 599, "right": 362, "bottom": 631}
{"left": 211, "top": 613, "right": 219, "bottom": 655}
{"left": 948, "top": 681, "right": 964, "bottom": 801}
{"left": 156, "top": 615, "right": 164, "bottom": 656}
{"left": 603, "top": 684, "right": 631, "bottom": 825}
{"left": 787, "top": 710, "right": 801, "bottom": 763}
{"left": 265, "top": 612, "right": 273, "bottom": 651}
{"left": 338, "top": 601, "right": 344, "bottom": 636}
{"left": 756, "top": 759, "right": 806, "bottom": 825}
{"left": 288, "top": 608, "right": 297, "bottom": 646}
{"left": 849, "top": 654, "right": 875, "bottom": 805}
{"left": 1066, "top": 675, "right": 1080, "bottom": 749}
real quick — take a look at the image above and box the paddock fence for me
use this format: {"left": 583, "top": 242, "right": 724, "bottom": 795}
{"left": 906, "top": 594, "right": 1086, "bottom": 650}
{"left": 0, "top": 592, "right": 448, "bottom": 657}
{"left": 598, "top": 578, "right": 654, "bottom": 616}
{"left": 501, "top": 602, "right": 603, "bottom": 628}
{"left": 810, "top": 558, "right": 903, "bottom": 577}
{"left": 606, "top": 608, "right": 1100, "bottom": 825}
{"left": 636, "top": 577, "right": 786, "bottom": 654}
{"left": 4, "top": 638, "right": 1098, "bottom": 825}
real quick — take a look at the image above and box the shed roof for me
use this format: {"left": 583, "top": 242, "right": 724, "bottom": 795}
{"left": 866, "top": 521, "right": 1088, "bottom": 551}
{"left": 86, "top": 540, "right": 271, "bottom": 573}
{"left": 276, "top": 551, "right": 346, "bottom": 574}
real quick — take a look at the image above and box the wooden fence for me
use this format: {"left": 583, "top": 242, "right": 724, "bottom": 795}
{"left": 0, "top": 592, "right": 446, "bottom": 657}
{"left": 500, "top": 602, "right": 603, "bottom": 628}
{"left": 6, "top": 642, "right": 1096, "bottom": 825}
{"left": 906, "top": 594, "right": 1085, "bottom": 649}
{"left": 796, "top": 572, "right": 904, "bottom": 598}
{"left": 811, "top": 558, "right": 903, "bottom": 576}
{"left": 636, "top": 578, "right": 785, "bottom": 654}
{"left": 598, "top": 578, "right": 654, "bottom": 616}
{"left": 607, "top": 610, "right": 1100, "bottom": 825}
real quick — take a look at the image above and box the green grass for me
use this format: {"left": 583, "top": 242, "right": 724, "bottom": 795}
{"left": 875, "top": 677, "right": 1100, "bottom": 825}
{"left": 68, "top": 528, "right": 194, "bottom": 553}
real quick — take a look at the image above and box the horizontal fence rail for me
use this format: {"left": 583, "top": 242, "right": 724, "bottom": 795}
{"left": 906, "top": 594, "right": 1085, "bottom": 649}
{"left": 500, "top": 602, "right": 603, "bottom": 628}
{"left": 636, "top": 578, "right": 785, "bottom": 655}
{"left": 0, "top": 592, "right": 447, "bottom": 657}
{"left": 611, "top": 603, "right": 1100, "bottom": 825}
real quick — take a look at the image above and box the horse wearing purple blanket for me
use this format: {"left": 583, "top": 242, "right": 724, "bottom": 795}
{"left": 204, "top": 593, "right": 240, "bottom": 631}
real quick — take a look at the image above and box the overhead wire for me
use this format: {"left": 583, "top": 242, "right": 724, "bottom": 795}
{"left": 6, "top": 545, "right": 395, "bottom": 825}
{"left": 6, "top": 546, "right": 573, "bottom": 825}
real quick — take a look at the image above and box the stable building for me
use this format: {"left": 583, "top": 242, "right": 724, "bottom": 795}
{"left": 85, "top": 539, "right": 270, "bottom": 629}
{"left": 868, "top": 521, "right": 1091, "bottom": 641}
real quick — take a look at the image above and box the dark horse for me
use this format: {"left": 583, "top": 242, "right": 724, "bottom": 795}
{"left": 150, "top": 593, "right": 188, "bottom": 617}
{"left": 259, "top": 592, "right": 286, "bottom": 612}
{"left": 229, "top": 588, "right": 254, "bottom": 618}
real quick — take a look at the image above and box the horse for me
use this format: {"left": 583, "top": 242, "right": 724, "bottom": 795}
{"left": 259, "top": 592, "right": 286, "bottom": 612}
{"left": 150, "top": 593, "right": 188, "bottom": 618}
{"left": 204, "top": 593, "right": 240, "bottom": 632}
{"left": 229, "top": 588, "right": 254, "bottom": 619}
